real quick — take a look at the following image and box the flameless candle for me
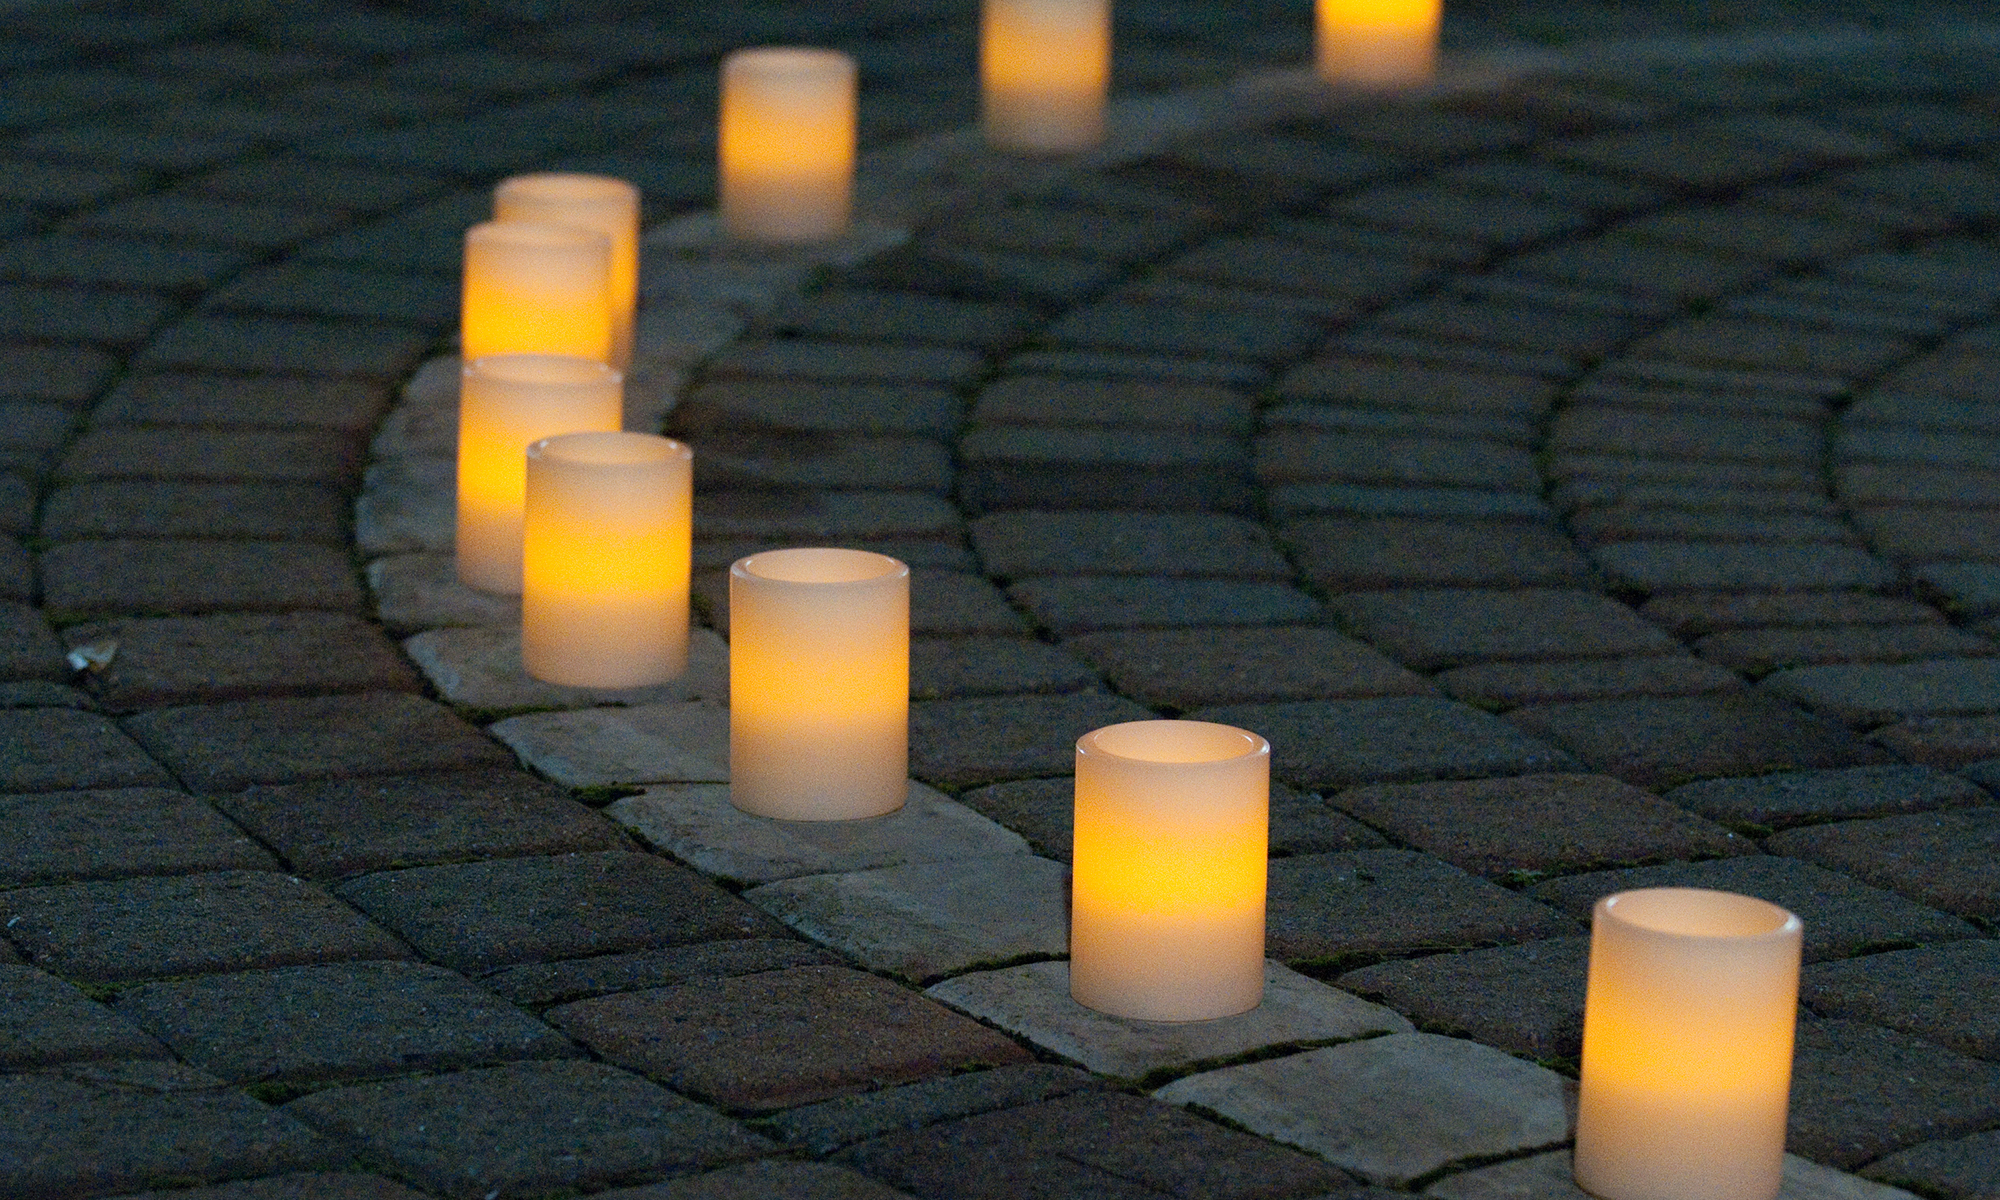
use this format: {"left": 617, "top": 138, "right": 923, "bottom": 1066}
{"left": 719, "top": 48, "right": 857, "bottom": 243}
{"left": 981, "top": 0, "right": 1110, "bottom": 153}
{"left": 1575, "top": 888, "right": 1804, "bottom": 1200}
{"left": 1070, "top": 720, "right": 1270, "bottom": 1022}
{"left": 494, "top": 174, "right": 641, "bottom": 370}
{"left": 1317, "top": 0, "right": 1441, "bottom": 86}
{"left": 461, "top": 220, "right": 614, "bottom": 364}
{"left": 521, "top": 431, "right": 692, "bottom": 687}
{"left": 456, "top": 354, "right": 625, "bottom": 594}
{"left": 729, "top": 548, "right": 908, "bottom": 820}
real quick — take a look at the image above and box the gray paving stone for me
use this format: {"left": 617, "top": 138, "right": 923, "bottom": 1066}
{"left": 909, "top": 692, "right": 1155, "bottom": 787}
{"left": 365, "top": 552, "right": 522, "bottom": 635}
{"left": 285, "top": 1060, "right": 769, "bottom": 1199}
{"left": 1286, "top": 518, "right": 1598, "bottom": 592}
{"left": 959, "top": 425, "right": 1253, "bottom": 514}
{"left": 1865, "top": 1129, "right": 2000, "bottom": 1200}
{"left": 694, "top": 431, "right": 952, "bottom": 494}
{"left": 1551, "top": 406, "right": 1823, "bottom": 462}
{"left": 1594, "top": 540, "right": 1897, "bottom": 594}
{"left": 0, "top": 870, "right": 411, "bottom": 983}
{"left": 1276, "top": 359, "right": 1556, "bottom": 419}
{"left": 65, "top": 612, "right": 419, "bottom": 712}
{"left": 928, "top": 959, "right": 1411, "bottom": 1081}
{"left": 1429, "top": 1149, "right": 1922, "bottom": 1200}
{"left": 972, "top": 375, "right": 1252, "bottom": 432}
{"left": 1531, "top": 854, "right": 1979, "bottom": 962}
{"left": 1327, "top": 589, "right": 1676, "bottom": 671}
{"left": 1765, "top": 808, "right": 2000, "bottom": 920}
{"left": 1804, "top": 940, "right": 2000, "bottom": 1062}
{"left": 42, "top": 481, "right": 348, "bottom": 543}
{"left": 403, "top": 625, "right": 729, "bottom": 713}
{"left": 108, "top": 1173, "right": 437, "bottom": 1200}
{"left": 480, "top": 939, "right": 840, "bottom": 1009}
{"left": 1508, "top": 237, "right": 1773, "bottom": 301}
{"left": 0, "top": 281, "right": 174, "bottom": 343}
{"left": 744, "top": 855, "right": 1068, "bottom": 983}
{"left": 352, "top": 457, "right": 451, "bottom": 555}
{"left": 1193, "top": 698, "right": 1580, "bottom": 792}
{"left": 1762, "top": 659, "right": 2000, "bottom": 725}
{"left": 693, "top": 490, "right": 959, "bottom": 541}
{"left": 708, "top": 340, "right": 983, "bottom": 388}
{"left": 1154, "top": 1033, "right": 1571, "bottom": 1187}
{"left": 1338, "top": 938, "right": 1589, "bottom": 1060}
{"left": 1790, "top": 1019, "right": 2000, "bottom": 1168}
{"left": 0, "top": 601, "right": 66, "bottom": 682}
{"left": 1065, "top": 626, "right": 1436, "bottom": 709}
{"left": 674, "top": 380, "right": 963, "bottom": 439}
{"left": 1701, "top": 624, "right": 1997, "bottom": 677}
{"left": 0, "top": 707, "right": 172, "bottom": 793}
{"left": 138, "top": 315, "right": 431, "bottom": 378}
{"left": 911, "top": 635, "right": 1100, "bottom": 699}
{"left": 117, "top": 960, "right": 580, "bottom": 1085}
{"left": 1640, "top": 591, "right": 1944, "bottom": 638}
{"left": 1044, "top": 302, "right": 1324, "bottom": 364}
{"left": 1872, "top": 714, "right": 2000, "bottom": 769}
{"left": 40, "top": 539, "right": 366, "bottom": 618}
{"left": 1268, "top": 850, "right": 1578, "bottom": 966}
{"left": 1918, "top": 562, "right": 2000, "bottom": 619}
{"left": 487, "top": 701, "right": 730, "bottom": 787}
{"left": 216, "top": 769, "right": 627, "bottom": 881}
{"left": 1667, "top": 765, "right": 1989, "bottom": 831}
{"left": 1437, "top": 656, "right": 1746, "bottom": 709}
{"left": 1256, "top": 432, "right": 1540, "bottom": 492}
{"left": 761, "top": 1063, "right": 1108, "bottom": 1157}
{"left": 550, "top": 964, "right": 1030, "bottom": 1112}
{"left": 971, "top": 511, "right": 1291, "bottom": 579}
{"left": 1007, "top": 575, "right": 1325, "bottom": 633}
{"left": 124, "top": 692, "right": 508, "bottom": 793}
{"left": 609, "top": 781, "right": 1027, "bottom": 886}
{"left": 0, "top": 963, "right": 170, "bottom": 1069}
{"left": 1165, "top": 236, "right": 1438, "bottom": 304}
{"left": 336, "top": 851, "right": 782, "bottom": 976}
{"left": 593, "top": 1159, "right": 916, "bottom": 1200}
{"left": 835, "top": 1089, "right": 1352, "bottom": 1199}
{"left": 0, "top": 787, "right": 275, "bottom": 886}
{"left": 0, "top": 1062, "right": 338, "bottom": 1200}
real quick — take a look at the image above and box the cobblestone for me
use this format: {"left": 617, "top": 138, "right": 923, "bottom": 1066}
{"left": 0, "top": 963, "right": 171, "bottom": 1069}
{"left": 1765, "top": 808, "right": 2000, "bottom": 920}
{"left": 0, "top": 787, "right": 275, "bottom": 886}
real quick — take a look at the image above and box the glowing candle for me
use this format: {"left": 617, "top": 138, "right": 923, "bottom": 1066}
{"left": 1575, "top": 888, "right": 1804, "bottom": 1200}
{"left": 1070, "top": 720, "right": 1270, "bottom": 1022}
{"left": 494, "top": 174, "right": 641, "bottom": 370}
{"left": 461, "top": 220, "right": 613, "bottom": 364}
{"left": 982, "top": 0, "right": 1110, "bottom": 154}
{"left": 729, "top": 549, "right": 907, "bottom": 820}
{"left": 1317, "top": 0, "right": 1441, "bottom": 86}
{"left": 719, "top": 48, "right": 857, "bottom": 243}
{"left": 455, "top": 355, "right": 624, "bottom": 595}
{"left": 521, "top": 431, "right": 692, "bottom": 687}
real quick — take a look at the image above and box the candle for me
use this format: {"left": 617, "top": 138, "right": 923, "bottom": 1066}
{"left": 494, "top": 173, "right": 641, "bottom": 370}
{"left": 1070, "top": 720, "right": 1270, "bottom": 1022}
{"left": 461, "top": 220, "right": 614, "bottom": 364}
{"left": 1317, "top": 0, "right": 1441, "bottom": 86}
{"left": 521, "top": 431, "right": 693, "bottom": 688}
{"left": 729, "top": 548, "right": 908, "bottom": 820}
{"left": 1575, "top": 888, "right": 1803, "bottom": 1200}
{"left": 719, "top": 48, "right": 857, "bottom": 243}
{"left": 456, "top": 354, "right": 624, "bottom": 595}
{"left": 981, "top": 0, "right": 1110, "bottom": 153}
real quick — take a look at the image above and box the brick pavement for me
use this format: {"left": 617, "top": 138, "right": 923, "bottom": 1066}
{"left": 4, "top": 1, "right": 2000, "bottom": 1198}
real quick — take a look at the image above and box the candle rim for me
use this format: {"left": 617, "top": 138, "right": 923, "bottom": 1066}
{"left": 1079, "top": 719, "right": 1270, "bottom": 766}
{"left": 1597, "top": 887, "right": 1802, "bottom": 942}
{"left": 733, "top": 546, "right": 908, "bottom": 586}
{"left": 464, "top": 353, "right": 623, "bottom": 389}
{"left": 722, "top": 45, "right": 858, "bottom": 80}
{"left": 496, "top": 172, "right": 640, "bottom": 209}
{"left": 466, "top": 218, "right": 612, "bottom": 252}
{"left": 529, "top": 429, "right": 690, "bottom": 468}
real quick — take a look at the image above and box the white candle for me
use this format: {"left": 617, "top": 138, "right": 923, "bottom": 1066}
{"left": 494, "top": 174, "right": 641, "bottom": 371}
{"left": 1575, "top": 888, "right": 1803, "bottom": 1200}
{"left": 1317, "top": 0, "right": 1441, "bottom": 86}
{"left": 1070, "top": 720, "right": 1270, "bottom": 1022}
{"left": 456, "top": 354, "right": 623, "bottom": 595}
{"left": 982, "top": 0, "right": 1110, "bottom": 153}
{"left": 461, "top": 220, "right": 614, "bottom": 364}
{"left": 521, "top": 431, "right": 692, "bottom": 688}
{"left": 729, "top": 548, "right": 908, "bottom": 820}
{"left": 719, "top": 48, "right": 857, "bottom": 243}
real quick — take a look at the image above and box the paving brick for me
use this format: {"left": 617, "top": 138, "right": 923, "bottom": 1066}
{"left": 480, "top": 938, "right": 841, "bottom": 1009}
{"left": 1325, "top": 588, "right": 1674, "bottom": 671}
{"left": 41, "top": 539, "right": 365, "bottom": 618}
{"left": 1761, "top": 659, "right": 2000, "bottom": 726}
{"left": 1271, "top": 483, "right": 1553, "bottom": 523}
{"left": 1506, "top": 694, "right": 1892, "bottom": 789}
{"left": 692, "top": 432, "right": 953, "bottom": 495}
{"left": 203, "top": 262, "right": 456, "bottom": 326}
{"left": 0, "top": 600, "right": 64, "bottom": 682}
{"left": 958, "top": 425, "right": 1252, "bottom": 514}
{"left": 365, "top": 552, "right": 520, "bottom": 635}
{"left": 0, "top": 1062, "right": 338, "bottom": 1200}
{"left": 0, "top": 281, "right": 174, "bottom": 344}
{"left": 1872, "top": 714, "right": 2000, "bottom": 769}
{"left": 1699, "top": 624, "right": 1998, "bottom": 677}
{"left": 1555, "top": 453, "right": 1824, "bottom": 490}
{"left": 1194, "top": 697, "right": 1579, "bottom": 792}
{"left": 1255, "top": 432, "right": 1539, "bottom": 493}
{"left": 63, "top": 194, "right": 346, "bottom": 248}
{"left": 593, "top": 1160, "right": 916, "bottom": 1200}
{"left": 1165, "top": 235, "right": 1439, "bottom": 304}
{"left": 1337, "top": 937, "right": 1588, "bottom": 1060}
{"left": 0, "top": 473, "right": 30, "bottom": 537}
{"left": 1432, "top": 1149, "right": 1922, "bottom": 1200}
{"left": 1803, "top": 940, "right": 2000, "bottom": 1062}
{"left": 285, "top": 1060, "right": 768, "bottom": 1199}
{"left": 1508, "top": 237, "right": 1773, "bottom": 300}
{"left": 63, "top": 612, "right": 418, "bottom": 711}
{"left": 972, "top": 375, "right": 1253, "bottom": 432}
{"left": 42, "top": 481, "right": 347, "bottom": 543}
{"left": 1267, "top": 849, "right": 1577, "bottom": 965}
{"left": 1619, "top": 204, "right": 1886, "bottom": 261}
{"left": 1437, "top": 656, "right": 1745, "bottom": 709}
{"left": 706, "top": 340, "right": 984, "bottom": 388}
{"left": 139, "top": 315, "right": 432, "bottom": 378}
{"left": 1335, "top": 184, "right": 1591, "bottom": 247}
{"left": 0, "top": 536, "right": 29, "bottom": 602}
{"left": 0, "top": 235, "right": 250, "bottom": 291}
{"left": 1765, "top": 808, "right": 2000, "bottom": 920}
{"left": 1918, "top": 563, "right": 2000, "bottom": 621}
{"left": 910, "top": 635, "right": 1100, "bottom": 700}
{"left": 761, "top": 1063, "right": 1108, "bottom": 1157}
{"left": 125, "top": 692, "right": 507, "bottom": 793}
{"left": 0, "top": 870, "right": 412, "bottom": 983}
{"left": 1044, "top": 301, "right": 1324, "bottom": 364}
{"left": 0, "top": 707, "right": 172, "bottom": 793}
{"left": 970, "top": 511, "right": 1289, "bottom": 579}
{"left": 1668, "top": 764, "right": 1989, "bottom": 832}
{"left": 933, "top": 204, "right": 1207, "bottom": 263}
{"left": 403, "top": 624, "right": 729, "bottom": 713}
{"left": 59, "top": 427, "right": 362, "bottom": 485}
{"left": 1551, "top": 407, "right": 1822, "bottom": 462}
{"left": 96, "top": 373, "right": 390, "bottom": 431}
{"left": 1574, "top": 508, "right": 1857, "bottom": 545}
{"left": 1275, "top": 359, "right": 1557, "bottom": 420}
{"left": 1790, "top": 1019, "right": 2000, "bottom": 1168}
{"left": 1595, "top": 540, "right": 1898, "bottom": 594}
{"left": 836, "top": 1089, "right": 1351, "bottom": 1199}
{"left": 693, "top": 490, "right": 959, "bottom": 541}
{"left": 336, "top": 851, "right": 782, "bottom": 976}
{"left": 1624, "top": 317, "right": 1911, "bottom": 377}
{"left": 0, "top": 786, "right": 276, "bottom": 886}
{"left": 1065, "top": 626, "right": 1435, "bottom": 709}
{"left": 1865, "top": 1130, "right": 2000, "bottom": 1200}
{"left": 698, "top": 569, "right": 1018, "bottom": 639}
{"left": 1287, "top": 518, "right": 1598, "bottom": 592}
{"left": 550, "top": 965, "right": 1029, "bottom": 1112}
{"left": 1530, "top": 855, "right": 1979, "bottom": 962}
{"left": 0, "top": 963, "right": 170, "bottom": 1068}
{"left": 1370, "top": 296, "right": 1636, "bottom": 359}
{"left": 1640, "top": 591, "right": 1945, "bottom": 638}
{"left": 1007, "top": 576, "right": 1324, "bottom": 633}
{"left": 909, "top": 691, "right": 1156, "bottom": 787}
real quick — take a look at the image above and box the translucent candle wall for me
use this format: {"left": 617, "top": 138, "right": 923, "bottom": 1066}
{"left": 719, "top": 48, "right": 857, "bottom": 242}
{"left": 1317, "top": 0, "right": 1441, "bottom": 86}
{"left": 982, "top": 0, "right": 1110, "bottom": 153}
{"left": 461, "top": 220, "right": 614, "bottom": 363}
{"left": 455, "top": 354, "right": 623, "bottom": 594}
{"left": 494, "top": 174, "right": 640, "bottom": 370}
{"left": 521, "top": 432, "right": 692, "bottom": 688}
{"left": 1071, "top": 720, "right": 1269, "bottom": 1022}
{"left": 1575, "top": 888, "right": 1804, "bottom": 1200}
{"left": 730, "top": 549, "right": 908, "bottom": 820}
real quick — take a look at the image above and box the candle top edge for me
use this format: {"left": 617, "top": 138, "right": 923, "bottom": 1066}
{"left": 1079, "top": 719, "right": 1270, "bottom": 766}
{"left": 1597, "top": 887, "right": 1802, "bottom": 941}
{"left": 466, "top": 219, "right": 612, "bottom": 249}
{"left": 495, "top": 173, "right": 641, "bottom": 207}
{"left": 464, "top": 353, "right": 623, "bottom": 388}
{"left": 733, "top": 546, "right": 909, "bottom": 585}
{"left": 528, "top": 430, "right": 689, "bottom": 466}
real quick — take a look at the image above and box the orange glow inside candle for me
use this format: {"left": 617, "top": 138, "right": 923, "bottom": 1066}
{"left": 494, "top": 174, "right": 640, "bottom": 370}
{"left": 982, "top": 0, "right": 1110, "bottom": 153}
{"left": 730, "top": 548, "right": 908, "bottom": 821}
{"left": 461, "top": 220, "right": 614, "bottom": 364}
{"left": 1575, "top": 888, "right": 1803, "bottom": 1200}
{"left": 456, "top": 354, "right": 623, "bottom": 595}
{"left": 719, "top": 48, "right": 856, "bottom": 243}
{"left": 521, "top": 431, "right": 692, "bottom": 688}
{"left": 1317, "top": 0, "right": 1441, "bottom": 86}
{"left": 1071, "top": 720, "right": 1269, "bottom": 1022}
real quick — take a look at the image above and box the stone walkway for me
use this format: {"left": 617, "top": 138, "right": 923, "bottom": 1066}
{"left": 4, "top": 2, "right": 2000, "bottom": 1198}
